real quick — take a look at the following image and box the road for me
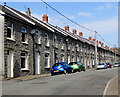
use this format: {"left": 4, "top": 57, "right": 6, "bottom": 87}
{"left": 2, "top": 68, "right": 118, "bottom": 95}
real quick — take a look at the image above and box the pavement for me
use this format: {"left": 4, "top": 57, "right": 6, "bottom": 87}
{"left": 103, "top": 75, "right": 119, "bottom": 96}
{"left": 2, "top": 68, "right": 96, "bottom": 81}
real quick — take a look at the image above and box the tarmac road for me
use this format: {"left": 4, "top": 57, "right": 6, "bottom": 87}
{"left": 2, "top": 68, "right": 118, "bottom": 95}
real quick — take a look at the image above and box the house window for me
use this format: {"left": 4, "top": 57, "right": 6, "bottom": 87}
{"left": 21, "top": 27, "right": 27, "bottom": 43}
{"left": 45, "top": 33, "right": 49, "bottom": 47}
{"left": 61, "top": 54, "right": 64, "bottom": 62}
{"left": 61, "top": 38, "right": 64, "bottom": 49}
{"left": 21, "top": 52, "right": 28, "bottom": 69}
{"left": 53, "top": 35, "right": 58, "bottom": 47}
{"left": 72, "top": 43, "right": 75, "bottom": 51}
{"left": 45, "top": 53, "right": 50, "bottom": 68}
{"left": 7, "top": 21, "right": 14, "bottom": 39}
{"left": 36, "top": 30, "right": 41, "bottom": 44}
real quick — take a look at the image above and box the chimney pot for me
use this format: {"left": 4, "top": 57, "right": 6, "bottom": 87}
{"left": 93, "top": 38, "right": 96, "bottom": 42}
{"left": 79, "top": 32, "right": 83, "bottom": 37}
{"left": 89, "top": 37, "right": 92, "bottom": 40}
{"left": 64, "top": 26, "right": 69, "bottom": 31}
{"left": 72, "top": 29, "right": 77, "bottom": 35}
{"left": 42, "top": 14, "right": 48, "bottom": 23}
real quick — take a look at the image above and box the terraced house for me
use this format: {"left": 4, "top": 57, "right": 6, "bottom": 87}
{"left": 0, "top": 4, "right": 119, "bottom": 78}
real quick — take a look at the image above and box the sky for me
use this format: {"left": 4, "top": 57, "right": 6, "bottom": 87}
{"left": 0, "top": 1, "right": 118, "bottom": 48}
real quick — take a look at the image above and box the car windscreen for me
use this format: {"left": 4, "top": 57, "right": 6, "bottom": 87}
{"left": 77, "top": 62, "right": 83, "bottom": 65}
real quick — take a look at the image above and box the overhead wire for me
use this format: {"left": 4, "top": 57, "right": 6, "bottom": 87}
{"left": 41, "top": 0, "right": 116, "bottom": 47}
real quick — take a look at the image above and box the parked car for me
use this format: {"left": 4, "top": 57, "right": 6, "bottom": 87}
{"left": 97, "top": 63, "right": 108, "bottom": 70}
{"left": 114, "top": 63, "right": 120, "bottom": 67}
{"left": 106, "top": 63, "right": 112, "bottom": 68}
{"left": 50, "top": 62, "right": 73, "bottom": 76}
{"left": 68, "top": 62, "right": 81, "bottom": 72}
{"left": 74, "top": 62, "right": 85, "bottom": 71}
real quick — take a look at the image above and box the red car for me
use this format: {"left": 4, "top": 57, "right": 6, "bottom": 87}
{"left": 106, "top": 63, "right": 112, "bottom": 68}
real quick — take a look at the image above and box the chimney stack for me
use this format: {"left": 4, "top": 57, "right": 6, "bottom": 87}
{"left": 96, "top": 40, "right": 99, "bottom": 44}
{"left": 72, "top": 29, "right": 77, "bottom": 35}
{"left": 42, "top": 14, "right": 48, "bottom": 23}
{"left": 93, "top": 38, "right": 96, "bottom": 42}
{"left": 79, "top": 32, "right": 83, "bottom": 37}
{"left": 64, "top": 26, "right": 69, "bottom": 31}
{"left": 26, "top": 8, "right": 31, "bottom": 16}
{"left": 89, "top": 37, "right": 92, "bottom": 40}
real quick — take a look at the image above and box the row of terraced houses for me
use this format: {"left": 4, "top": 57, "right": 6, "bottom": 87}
{"left": 0, "top": 5, "right": 119, "bottom": 78}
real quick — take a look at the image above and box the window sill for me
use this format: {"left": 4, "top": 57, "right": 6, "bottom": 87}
{"left": 7, "top": 38, "right": 15, "bottom": 41}
{"left": 22, "top": 42, "right": 28, "bottom": 45}
{"left": 45, "top": 45, "right": 50, "bottom": 47}
{"left": 36, "top": 42, "right": 41, "bottom": 45}
{"left": 21, "top": 68, "right": 29, "bottom": 71}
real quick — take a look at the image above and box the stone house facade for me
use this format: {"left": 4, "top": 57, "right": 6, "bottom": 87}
{"left": 0, "top": 5, "right": 119, "bottom": 78}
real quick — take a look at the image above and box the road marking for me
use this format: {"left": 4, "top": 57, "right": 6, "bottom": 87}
{"left": 103, "top": 75, "right": 118, "bottom": 97}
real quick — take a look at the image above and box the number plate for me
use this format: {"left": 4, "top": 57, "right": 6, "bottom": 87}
{"left": 54, "top": 70, "right": 59, "bottom": 72}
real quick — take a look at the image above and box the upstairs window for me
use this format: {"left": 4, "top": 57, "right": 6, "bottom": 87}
{"left": 7, "top": 21, "right": 14, "bottom": 39}
{"left": 35, "top": 30, "right": 41, "bottom": 44}
{"left": 21, "top": 27, "right": 27, "bottom": 43}
{"left": 45, "top": 33, "right": 49, "bottom": 47}
{"left": 61, "top": 38, "right": 64, "bottom": 49}
{"left": 53, "top": 35, "right": 58, "bottom": 47}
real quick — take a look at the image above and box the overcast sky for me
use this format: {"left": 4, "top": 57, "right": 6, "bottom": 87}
{"left": 1, "top": 1, "right": 118, "bottom": 48}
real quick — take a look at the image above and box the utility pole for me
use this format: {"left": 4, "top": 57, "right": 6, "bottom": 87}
{"left": 114, "top": 44, "right": 116, "bottom": 63}
{"left": 95, "top": 31, "right": 98, "bottom": 68}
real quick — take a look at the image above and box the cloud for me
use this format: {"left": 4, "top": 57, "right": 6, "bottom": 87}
{"left": 78, "top": 12, "right": 92, "bottom": 17}
{"left": 82, "top": 16, "right": 118, "bottom": 34}
{"left": 95, "top": 3, "right": 113, "bottom": 11}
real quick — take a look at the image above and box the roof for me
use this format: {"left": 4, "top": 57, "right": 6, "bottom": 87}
{"left": 1, "top": 5, "right": 115, "bottom": 53}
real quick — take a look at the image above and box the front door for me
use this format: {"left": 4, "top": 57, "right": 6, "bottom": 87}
{"left": 7, "top": 50, "right": 14, "bottom": 78}
{"left": 68, "top": 55, "right": 70, "bottom": 64}
{"left": 35, "top": 52, "right": 40, "bottom": 74}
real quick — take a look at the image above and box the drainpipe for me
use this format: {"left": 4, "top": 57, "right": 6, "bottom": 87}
{"left": 0, "top": 13, "right": 4, "bottom": 77}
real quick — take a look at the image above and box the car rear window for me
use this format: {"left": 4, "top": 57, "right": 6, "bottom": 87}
{"left": 69, "top": 62, "right": 77, "bottom": 65}
{"left": 53, "top": 63, "right": 62, "bottom": 67}
{"left": 98, "top": 63, "right": 104, "bottom": 65}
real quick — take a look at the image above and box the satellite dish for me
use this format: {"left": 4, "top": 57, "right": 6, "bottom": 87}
{"left": 30, "top": 29, "right": 35, "bottom": 34}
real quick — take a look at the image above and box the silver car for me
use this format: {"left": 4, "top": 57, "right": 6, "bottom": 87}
{"left": 114, "top": 63, "right": 120, "bottom": 67}
{"left": 97, "top": 63, "right": 108, "bottom": 70}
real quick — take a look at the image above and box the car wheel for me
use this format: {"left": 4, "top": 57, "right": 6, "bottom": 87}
{"left": 71, "top": 69, "right": 74, "bottom": 73}
{"left": 78, "top": 69, "right": 81, "bottom": 72}
{"left": 51, "top": 73, "right": 54, "bottom": 76}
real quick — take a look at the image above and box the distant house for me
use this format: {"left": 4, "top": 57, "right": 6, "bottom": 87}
{"left": 0, "top": 4, "right": 119, "bottom": 78}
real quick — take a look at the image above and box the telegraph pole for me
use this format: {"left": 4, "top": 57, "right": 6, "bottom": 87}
{"left": 114, "top": 44, "right": 116, "bottom": 63}
{"left": 95, "top": 31, "right": 98, "bottom": 68}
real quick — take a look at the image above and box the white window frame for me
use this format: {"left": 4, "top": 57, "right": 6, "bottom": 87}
{"left": 45, "top": 52, "right": 50, "bottom": 68}
{"left": 54, "top": 35, "right": 58, "bottom": 47}
{"left": 7, "top": 21, "right": 15, "bottom": 40}
{"left": 61, "top": 38, "right": 64, "bottom": 49}
{"left": 21, "top": 27, "right": 28, "bottom": 44}
{"left": 45, "top": 33, "right": 49, "bottom": 47}
{"left": 36, "top": 29, "right": 42, "bottom": 44}
{"left": 72, "top": 44, "right": 75, "bottom": 51}
{"left": 20, "top": 52, "right": 29, "bottom": 70}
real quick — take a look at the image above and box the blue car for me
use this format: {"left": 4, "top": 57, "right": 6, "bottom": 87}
{"left": 51, "top": 62, "right": 73, "bottom": 76}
